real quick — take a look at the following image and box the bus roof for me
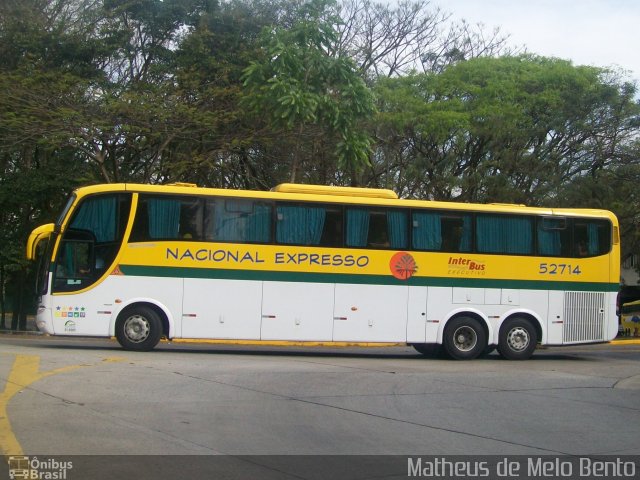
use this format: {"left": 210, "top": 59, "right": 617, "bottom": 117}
{"left": 69, "top": 183, "right": 618, "bottom": 222}
{"left": 272, "top": 183, "right": 398, "bottom": 199}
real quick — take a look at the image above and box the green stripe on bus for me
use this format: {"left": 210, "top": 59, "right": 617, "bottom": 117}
{"left": 118, "top": 265, "right": 618, "bottom": 292}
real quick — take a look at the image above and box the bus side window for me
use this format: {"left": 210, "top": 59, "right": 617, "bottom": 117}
{"left": 131, "top": 195, "right": 203, "bottom": 241}
{"left": 319, "top": 206, "right": 343, "bottom": 247}
{"left": 345, "top": 208, "right": 369, "bottom": 248}
{"left": 276, "top": 204, "right": 326, "bottom": 245}
{"left": 179, "top": 198, "right": 203, "bottom": 240}
{"left": 573, "top": 220, "right": 611, "bottom": 257}
{"left": 367, "top": 211, "right": 390, "bottom": 248}
{"left": 537, "top": 217, "right": 566, "bottom": 257}
{"left": 129, "top": 199, "right": 149, "bottom": 242}
{"left": 385, "top": 210, "right": 408, "bottom": 249}
{"left": 476, "top": 214, "right": 533, "bottom": 255}
{"left": 441, "top": 215, "right": 471, "bottom": 252}
{"left": 412, "top": 212, "right": 470, "bottom": 252}
{"left": 346, "top": 208, "right": 407, "bottom": 249}
{"left": 206, "top": 198, "right": 271, "bottom": 243}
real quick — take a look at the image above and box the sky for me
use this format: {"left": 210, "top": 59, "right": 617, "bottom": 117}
{"left": 440, "top": 0, "right": 640, "bottom": 84}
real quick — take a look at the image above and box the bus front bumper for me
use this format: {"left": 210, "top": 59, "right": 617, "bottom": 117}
{"left": 36, "top": 306, "right": 54, "bottom": 334}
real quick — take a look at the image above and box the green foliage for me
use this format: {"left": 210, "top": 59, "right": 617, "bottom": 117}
{"left": 241, "top": 0, "right": 376, "bottom": 180}
{"left": 373, "top": 56, "right": 640, "bottom": 205}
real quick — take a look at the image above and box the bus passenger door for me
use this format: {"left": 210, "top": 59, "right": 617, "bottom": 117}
{"left": 261, "top": 282, "right": 334, "bottom": 341}
{"left": 333, "top": 284, "right": 408, "bottom": 342}
{"left": 407, "top": 286, "right": 428, "bottom": 343}
{"left": 182, "top": 278, "right": 262, "bottom": 340}
{"left": 546, "top": 291, "right": 563, "bottom": 345}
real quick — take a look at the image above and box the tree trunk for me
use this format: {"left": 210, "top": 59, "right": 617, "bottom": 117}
{"left": 10, "top": 269, "right": 27, "bottom": 331}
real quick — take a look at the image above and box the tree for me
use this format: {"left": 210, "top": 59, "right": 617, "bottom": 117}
{"left": 69, "top": 0, "right": 211, "bottom": 184}
{"left": 165, "top": 0, "right": 288, "bottom": 189}
{"left": 241, "top": 0, "right": 375, "bottom": 183}
{"left": 0, "top": 0, "right": 103, "bottom": 327}
{"left": 372, "top": 55, "right": 640, "bottom": 206}
{"left": 333, "top": 0, "right": 513, "bottom": 79}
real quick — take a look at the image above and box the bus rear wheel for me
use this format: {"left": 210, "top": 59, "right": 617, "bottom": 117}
{"left": 497, "top": 317, "right": 537, "bottom": 360}
{"left": 442, "top": 316, "right": 487, "bottom": 360}
{"left": 115, "top": 305, "right": 162, "bottom": 352}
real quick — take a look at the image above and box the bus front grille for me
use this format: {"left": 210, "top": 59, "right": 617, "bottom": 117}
{"left": 563, "top": 292, "right": 606, "bottom": 344}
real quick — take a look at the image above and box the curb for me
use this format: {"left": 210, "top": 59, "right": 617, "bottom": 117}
{"left": 610, "top": 338, "right": 640, "bottom": 345}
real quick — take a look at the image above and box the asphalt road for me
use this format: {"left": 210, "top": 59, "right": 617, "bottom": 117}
{"left": 1, "top": 334, "right": 639, "bottom": 479}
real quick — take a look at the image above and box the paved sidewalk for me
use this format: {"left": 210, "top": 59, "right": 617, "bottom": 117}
{"left": 0, "top": 315, "right": 40, "bottom": 334}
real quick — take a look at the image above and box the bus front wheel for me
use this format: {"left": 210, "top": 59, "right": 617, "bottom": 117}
{"left": 442, "top": 316, "right": 487, "bottom": 360}
{"left": 497, "top": 317, "right": 537, "bottom": 360}
{"left": 115, "top": 305, "right": 162, "bottom": 352}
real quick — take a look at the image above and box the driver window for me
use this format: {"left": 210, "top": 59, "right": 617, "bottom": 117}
{"left": 54, "top": 234, "right": 95, "bottom": 291}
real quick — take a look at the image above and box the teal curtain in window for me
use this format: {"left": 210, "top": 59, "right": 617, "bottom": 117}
{"left": 276, "top": 206, "right": 325, "bottom": 245}
{"left": 477, "top": 216, "right": 532, "bottom": 254}
{"left": 537, "top": 223, "right": 561, "bottom": 256}
{"left": 346, "top": 209, "right": 369, "bottom": 247}
{"left": 246, "top": 204, "right": 271, "bottom": 242}
{"left": 587, "top": 224, "right": 599, "bottom": 255}
{"left": 71, "top": 196, "right": 116, "bottom": 242}
{"left": 148, "top": 199, "right": 180, "bottom": 239}
{"left": 412, "top": 212, "right": 442, "bottom": 250}
{"left": 387, "top": 211, "right": 408, "bottom": 249}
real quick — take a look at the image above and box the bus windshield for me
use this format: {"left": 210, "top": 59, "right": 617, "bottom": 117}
{"left": 53, "top": 193, "right": 131, "bottom": 292}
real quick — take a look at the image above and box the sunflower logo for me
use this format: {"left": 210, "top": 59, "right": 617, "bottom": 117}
{"left": 390, "top": 252, "right": 418, "bottom": 280}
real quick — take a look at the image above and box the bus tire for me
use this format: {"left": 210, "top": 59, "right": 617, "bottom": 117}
{"left": 442, "top": 316, "right": 486, "bottom": 360}
{"left": 481, "top": 346, "right": 496, "bottom": 357}
{"left": 412, "top": 343, "right": 443, "bottom": 357}
{"left": 497, "top": 317, "right": 537, "bottom": 360}
{"left": 115, "top": 305, "right": 162, "bottom": 352}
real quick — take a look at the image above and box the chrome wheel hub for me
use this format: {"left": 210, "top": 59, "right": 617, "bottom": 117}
{"left": 507, "top": 327, "right": 530, "bottom": 351}
{"left": 453, "top": 326, "right": 477, "bottom": 352}
{"left": 123, "top": 315, "right": 150, "bottom": 343}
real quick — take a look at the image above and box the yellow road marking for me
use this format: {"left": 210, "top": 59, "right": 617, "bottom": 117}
{"left": 101, "top": 357, "right": 126, "bottom": 363}
{"left": 610, "top": 339, "right": 640, "bottom": 345}
{"left": 0, "top": 355, "right": 83, "bottom": 455}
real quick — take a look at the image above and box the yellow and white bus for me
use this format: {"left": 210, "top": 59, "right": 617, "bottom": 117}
{"left": 26, "top": 182, "right": 620, "bottom": 360}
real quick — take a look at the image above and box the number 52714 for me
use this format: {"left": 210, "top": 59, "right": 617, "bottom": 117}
{"left": 539, "top": 263, "right": 582, "bottom": 275}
